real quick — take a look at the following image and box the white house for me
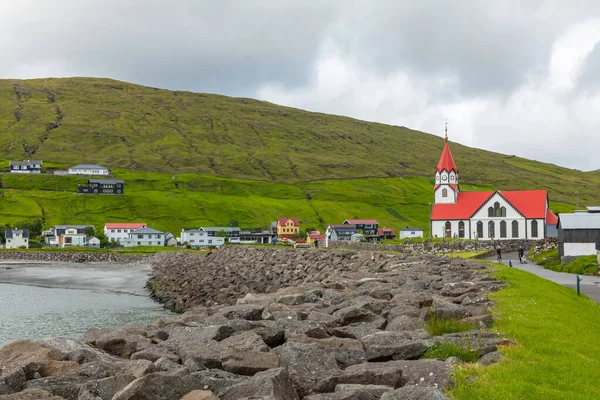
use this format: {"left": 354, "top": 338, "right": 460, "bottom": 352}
{"left": 61, "top": 228, "right": 88, "bottom": 248}
{"left": 557, "top": 210, "right": 600, "bottom": 258}
{"left": 123, "top": 227, "right": 167, "bottom": 247}
{"left": 44, "top": 225, "right": 93, "bottom": 247}
{"left": 5, "top": 229, "right": 29, "bottom": 249}
{"left": 430, "top": 135, "right": 557, "bottom": 240}
{"left": 68, "top": 164, "right": 109, "bottom": 176}
{"left": 10, "top": 160, "right": 41, "bottom": 174}
{"left": 180, "top": 229, "right": 225, "bottom": 247}
{"left": 88, "top": 237, "right": 101, "bottom": 249}
{"left": 400, "top": 227, "right": 424, "bottom": 239}
{"left": 104, "top": 223, "right": 147, "bottom": 244}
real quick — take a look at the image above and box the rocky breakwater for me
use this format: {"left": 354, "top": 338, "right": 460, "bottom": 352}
{"left": 0, "top": 247, "right": 514, "bottom": 399}
{"left": 0, "top": 251, "right": 144, "bottom": 263}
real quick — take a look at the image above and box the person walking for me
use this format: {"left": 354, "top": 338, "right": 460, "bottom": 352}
{"left": 314, "top": 238, "right": 319, "bottom": 249}
{"left": 518, "top": 247, "right": 525, "bottom": 264}
{"left": 496, "top": 246, "right": 502, "bottom": 262}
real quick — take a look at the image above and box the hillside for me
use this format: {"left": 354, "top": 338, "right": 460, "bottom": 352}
{"left": 0, "top": 77, "right": 597, "bottom": 231}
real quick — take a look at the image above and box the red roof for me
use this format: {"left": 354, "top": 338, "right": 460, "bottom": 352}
{"left": 105, "top": 223, "right": 147, "bottom": 229}
{"left": 377, "top": 228, "right": 396, "bottom": 236}
{"left": 309, "top": 233, "right": 326, "bottom": 239}
{"left": 436, "top": 142, "right": 458, "bottom": 173}
{"left": 277, "top": 218, "right": 299, "bottom": 227}
{"left": 501, "top": 190, "right": 547, "bottom": 219}
{"left": 546, "top": 208, "right": 558, "bottom": 225}
{"left": 344, "top": 219, "right": 379, "bottom": 225}
{"left": 431, "top": 190, "right": 549, "bottom": 220}
{"left": 431, "top": 192, "right": 493, "bottom": 220}
{"left": 434, "top": 184, "right": 458, "bottom": 191}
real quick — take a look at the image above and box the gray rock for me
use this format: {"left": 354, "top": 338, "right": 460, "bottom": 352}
{"left": 385, "top": 316, "right": 423, "bottom": 332}
{"left": 112, "top": 370, "right": 208, "bottom": 400}
{"left": 335, "top": 384, "right": 393, "bottom": 397}
{"left": 332, "top": 307, "right": 387, "bottom": 328}
{"left": 253, "top": 327, "right": 285, "bottom": 348}
{"left": 359, "top": 331, "right": 431, "bottom": 360}
{"left": 180, "top": 390, "right": 220, "bottom": 400}
{"left": 216, "top": 304, "right": 265, "bottom": 321}
{"left": 330, "top": 323, "right": 382, "bottom": 340}
{"left": 318, "top": 362, "right": 403, "bottom": 393}
{"left": 94, "top": 331, "right": 152, "bottom": 358}
{"left": 274, "top": 342, "right": 342, "bottom": 398}
{"left": 221, "top": 368, "right": 300, "bottom": 400}
{"left": 425, "top": 305, "right": 472, "bottom": 321}
{"left": 130, "top": 347, "right": 181, "bottom": 363}
{"left": 0, "top": 389, "right": 65, "bottom": 400}
{"left": 154, "top": 356, "right": 184, "bottom": 372}
{"left": 286, "top": 334, "right": 366, "bottom": 369}
{"left": 380, "top": 385, "right": 448, "bottom": 400}
{"left": 220, "top": 350, "right": 279, "bottom": 376}
{"left": 303, "top": 392, "right": 375, "bottom": 400}
{"left": 77, "top": 374, "right": 136, "bottom": 400}
{"left": 190, "top": 369, "right": 246, "bottom": 396}
{"left": 218, "top": 331, "right": 269, "bottom": 352}
{"left": 479, "top": 351, "right": 504, "bottom": 365}
{"left": 380, "top": 360, "right": 453, "bottom": 388}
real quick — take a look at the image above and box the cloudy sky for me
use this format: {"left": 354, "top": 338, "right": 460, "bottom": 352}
{"left": 1, "top": 0, "right": 600, "bottom": 171}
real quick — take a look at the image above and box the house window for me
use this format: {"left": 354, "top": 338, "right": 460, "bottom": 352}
{"left": 512, "top": 220, "right": 519, "bottom": 238}
{"left": 138, "top": 234, "right": 143, "bottom": 239}
{"left": 444, "top": 221, "right": 451, "bottom": 238}
{"left": 156, "top": 235, "right": 160, "bottom": 239}
{"left": 531, "top": 220, "right": 538, "bottom": 238}
{"left": 209, "top": 240, "right": 212, "bottom": 244}
{"left": 111, "top": 230, "right": 115, "bottom": 233}
{"left": 500, "top": 220, "right": 507, "bottom": 238}
{"left": 442, "top": 189, "right": 448, "bottom": 198}
{"left": 117, "top": 230, "right": 121, "bottom": 233}
{"left": 458, "top": 221, "right": 465, "bottom": 238}
{"left": 488, "top": 221, "right": 495, "bottom": 238}
{"left": 477, "top": 221, "right": 484, "bottom": 238}
{"left": 137, "top": 242, "right": 141, "bottom": 246}
{"left": 488, "top": 207, "right": 494, "bottom": 217}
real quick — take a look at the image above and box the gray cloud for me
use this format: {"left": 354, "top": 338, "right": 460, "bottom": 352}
{"left": 1, "top": 0, "right": 600, "bottom": 170}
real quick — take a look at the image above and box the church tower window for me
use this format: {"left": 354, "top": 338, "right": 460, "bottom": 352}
{"left": 442, "top": 189, "right": 448, "bottom": 197}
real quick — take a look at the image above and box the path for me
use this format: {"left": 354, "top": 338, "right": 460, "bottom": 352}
{"left": 486, "top": 252, "right": 600, "bottom": 304}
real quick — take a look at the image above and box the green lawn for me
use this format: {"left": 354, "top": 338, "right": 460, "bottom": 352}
{"left": 450, "top": 264, "right": 600, "bottom": 399}
{"left": 529, "top": 249, "right": 599, "bottom": 275}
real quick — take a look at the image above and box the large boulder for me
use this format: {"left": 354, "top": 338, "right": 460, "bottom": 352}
{"left": 221, "top": 368, "right": 300, "bottom": 400}
{"left": 112, "top": 370, "right": 210, "bottom": 400}
{"left": 77, "top": 375, "right": 137, "bottom": 400}
{"left": 317, "top": 362, "right": 404, "bottom": 393}
{"left": 286, "top": 334, "right": 366, "bottom": 369}
{"left": 359, "top": 331, "right": 432, "bottom": 360}
{"left": 380, "top": 386, "right": 448, "bottom": 400}
{"left": 220, "top": 350, "right": 279, "bottom": 376}
{"left": 274, "top": 342, "right": 341, "bottom": 398}
{"left": 181, "top": 391, "right": 220, "bottom": 400}
{"left": 0, "top": 341, "right": 78, "bottom": 395}
{"left": 0, "top": 389, "right": 65, "bottom": 400}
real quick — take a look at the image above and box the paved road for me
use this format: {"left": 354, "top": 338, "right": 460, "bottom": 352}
{"left": 486, "top": 252, "right": 600, "bottom": 304}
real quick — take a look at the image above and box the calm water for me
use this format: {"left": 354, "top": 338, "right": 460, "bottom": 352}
{"left": 0, "top": 262, "right": 174, "bottom": 348}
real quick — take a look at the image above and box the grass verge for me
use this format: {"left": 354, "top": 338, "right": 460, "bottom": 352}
{"left": 424, "top": 342, "right": 480, "bottom": 363}
{"left": 449, "top": 263, "right": 600, "bottom": 400}
{"left": 529, "top": 249, "right": 599, "bottom": 275}
{"left": 425, "top": 316, "right": 475, "bottom": 336}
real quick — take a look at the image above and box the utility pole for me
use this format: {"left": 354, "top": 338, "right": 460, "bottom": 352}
{"left": 575, "top": 191, "right": 579, "bottom": 208}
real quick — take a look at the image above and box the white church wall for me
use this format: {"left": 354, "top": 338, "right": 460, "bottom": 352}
{"left": 434, "top": 186, "right": 456, "bottom": 204}
{"left": 471, "top": 193, "right": 522, "bottom": 220}
{"left": 432, "top": 220, "right": 471, "bottom": 239}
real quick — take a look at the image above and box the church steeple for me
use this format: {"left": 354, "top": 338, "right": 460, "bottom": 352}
{"left": 434, "top": 124, "right": 459, "bottom": 204}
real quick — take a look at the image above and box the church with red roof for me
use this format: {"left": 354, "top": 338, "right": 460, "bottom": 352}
{"left": 430, "top": 132, "right": 557, "bottom": 240}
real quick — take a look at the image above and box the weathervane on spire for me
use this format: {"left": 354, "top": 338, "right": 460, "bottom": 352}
{"left": 444, "top": 119, "right": 448, "bottom": 142}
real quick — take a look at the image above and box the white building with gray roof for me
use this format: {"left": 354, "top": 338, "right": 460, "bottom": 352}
{"left": 10, "top": 160, "right": 41, "bottom": 174}
{"left": 5, "top": 229, "right": 29, "bottom": 249}
{"left": 123, "top": 227, "right": 167, "bottom": 247}
{"left": 68, "top": 164, "right": 109, "bottom": 175}
{"left": 557, "top": 209, "right": 600, "bottom": 257}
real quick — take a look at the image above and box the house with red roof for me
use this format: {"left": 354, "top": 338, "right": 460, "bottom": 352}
{"left": 104, "top": 222, "right": 147, "bottom": 244}
{"left": 276, "top": 217, "right": 300, "bottom": 239}
{"left": 306, "top": 231, "right": 326, "bottom": 245}
{"left": 431, "top": 136, "right": 557, "bottom": 240}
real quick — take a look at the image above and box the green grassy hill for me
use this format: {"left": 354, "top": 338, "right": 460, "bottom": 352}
{"left": 0, "top": 77, "right": 596, "bottom": 232}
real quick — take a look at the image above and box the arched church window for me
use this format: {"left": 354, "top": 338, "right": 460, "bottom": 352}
{"left": 445, "top": 221, "right": 451, "bottom": 238}
{"left": 512, "top": 220, "right": 519, "bottom": 238}
{"left": 476, "top": 221, "right": 483, "bottom": 238}
{"left": 442, "top": 189, "right": 448, "bottom": 198}
{"left": 500, "top": 207, "right": 506, "bottom": 217}
{"left": 494, "top": 202, "right": 501, "bottom": 217}
{"left": 500, "top": 220, "right": 507, "bottom": 238}
{"left": 531, "top": 220, "right": 538, "bottom": 238}
{"left": 458, "top": 221, "right": 465, "bottom": 238}
{"left": 488, "top": 207, "right": 494, "bottom": 217}
{"left": 488, "top": 221, "right": 495, "bottom": 238}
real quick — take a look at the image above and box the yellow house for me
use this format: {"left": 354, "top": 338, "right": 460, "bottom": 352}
{"left": 306, "top": 231, "right": 326, "bottom": 244}
{"left": 277, "top": 218, "right": 300, "bottom": 236}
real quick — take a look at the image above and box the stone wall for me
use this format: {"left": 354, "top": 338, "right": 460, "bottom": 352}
{"left": 0, "top": 251, "right": 145, "bottom": 263}
{"left": 325, "top": 239, "right": 540, "bottom": 255}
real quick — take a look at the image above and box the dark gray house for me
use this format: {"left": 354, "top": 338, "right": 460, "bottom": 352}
{"left": 343, "top": 219, "right": 379, "bottom": 235}
{"left": 78, "top": 179, "right": 124, "bottom": 195}
{"left": 327, "top": 224, "right": 358, "bottom": 241}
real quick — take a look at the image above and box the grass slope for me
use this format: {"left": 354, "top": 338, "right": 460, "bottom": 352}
{"left": 451, "top": 264, "right": 600, "bottom": 399}
{"left": 0, "top": 77, "right": 594, "bottom": 228}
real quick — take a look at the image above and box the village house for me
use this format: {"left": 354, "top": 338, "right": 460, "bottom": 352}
{"left": 399, "top": 227, "right": 423, "bottom": 239}
{"left": 307, "top": 231, "right": 326, "bottom": 245}
{"left": 44, "top": 225, "right": 94, "bottom": 247}
{"left": 78, "top": 179, "right": 124, "bottom": 195}
{"left": 378, "top": 227, "right": 397, "bottom": 240}
{"left": 88, "top": 237, "right": 101, "bottom": 249}
{"left": 326, "top": 224, "right": 358, "bottom": 241}
{"left": 200, "top": 227, "right": 241, "bottom": 240}
{"left": 235, "top": 229, "right": 276, "bottom": 244}
{"left": 180, "top": 229, "right": 225, "bottom": 247}
{"left": 68, "top": 164, "right": 110, "bottom": 176}
{"left": 557, "top": 208, "right": 600, "bottom": 258}
{"left": 104, "top": 223, "right": 148, "bottom": 244}
{"left": 123, "top": 227, "right": 168, "bottom": 247}
{"left": 10, "top": 160, "right": 41, "bottom": 174}
{"left": 5, "top": 229, "right": 29, "bottom": 249}
{"left": 276, "top": 218, "right": 300, "bottom": 238}
{"left": 430, "top": 133, "right": 557, "bottom": 240}
{"left": 343, "top": 219, "right": 379, "bottom": 235}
